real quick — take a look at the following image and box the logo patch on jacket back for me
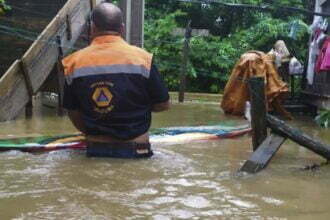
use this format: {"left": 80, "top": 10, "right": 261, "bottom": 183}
{"left": 91, "top": 81, "right": 114, "bottom": 114}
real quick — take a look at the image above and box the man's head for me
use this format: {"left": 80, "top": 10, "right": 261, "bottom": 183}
{"left": 91, "top": 3, "right": 124, "bottom": 35}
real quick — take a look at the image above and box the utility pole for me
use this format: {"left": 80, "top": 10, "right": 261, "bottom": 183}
{"left": 178, "top": 20, "right": 192, "bottom": 103}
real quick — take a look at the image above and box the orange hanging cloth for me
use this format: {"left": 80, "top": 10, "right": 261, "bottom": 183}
{"left": 220, "top": 50, "right": 289, "bottom": 116}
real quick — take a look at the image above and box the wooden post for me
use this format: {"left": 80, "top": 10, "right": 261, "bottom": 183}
{"left": 66, "top": 15, "right": 72, "bottom": 41}
{"left": 56, "top": 36, "right": 65, "bottom": 116}
{"left": 248, "top": 77, "right": 268, "bottom": 151}
{"left": 119, "top": 0, "right": 131, "bottom": 43}
{"left": 25, "top": 101, "right": 33, "bottom": 117}
{"left": 130, "top": 0, "right": 144, "bottom": 47}
{"left": 19, "top": 60, "right": 34, "bottom": 118}
{"left": 178, "top": 20, "right": 192, "bottom": 103}
{"left": 87, "top": 0, "right": 94, "bottom": 44}
{"left": 267, "top": 114, "right": 330, "bottom": 160}
{"left": 90, "top": 0, "right": 97, "bottom": 9}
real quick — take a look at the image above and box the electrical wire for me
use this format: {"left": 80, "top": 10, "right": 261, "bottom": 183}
{"left": 9, "top": 5, "right": 54, "bottom": 17}
{"left": 176, "top": 0, "right": 330, "bottom": 18}
{"left": 0, "top": 0, "right": 310, "bottom": 101}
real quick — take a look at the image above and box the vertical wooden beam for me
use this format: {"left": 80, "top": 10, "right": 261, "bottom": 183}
{"left": 25, "top": 101, "right": 33, "bottom": 118}
{"left": 119, "top": 0, "right": 144, "bottom": 47}
{"left": 66, "top": 14, "right": 72, "bottom": 41}
{"left": 248, "top": 77, "right": 267, "bottom": 151}
{"left": 90, "top": 0, "right": 97, "bottom": 9}
{"left": 19, "top": 60, "right": 34, "bottom": 118}
{"left": 179, "top": 21, "right": 192, "bottom": 103}
{"left": 119, "top": 0, "right": 131, "bottom": 43}
{"left": 130, "top": 0, "right": 144, "bottom": 47}
{"left": 56, "top": 36, "right": 65, "bottom": 116}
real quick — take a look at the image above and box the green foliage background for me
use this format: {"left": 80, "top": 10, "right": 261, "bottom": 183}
{"left": 144, "top": 0, "right": 311, "bottom": 93}
{"left": 0, "top": 0, "right": 11, "bottom": 15}
{"left": 315, "top": 109, "right": 330, "bottom": 128}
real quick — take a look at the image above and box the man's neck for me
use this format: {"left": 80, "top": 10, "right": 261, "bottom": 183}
{"left": 92, "top": 31, "right": 121, "bottom": 39}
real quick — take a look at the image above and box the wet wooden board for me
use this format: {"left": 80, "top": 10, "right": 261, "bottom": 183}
{"left": 248, "top": 77, "right": 267, "bottom": 151}
{"left": 22, "top": 0, "right": 91, "bottom": 93}
{"left": 267, "top": 114, "right": 330, "bottom": 160}
{"left": 0, "top": 0, "right": 103, "bottom": 122}
{"left": 240, "top": 133, "right": 286, "bottom": 173}
{"left": 0, "top": 60, "right": 30, "bottom": 120}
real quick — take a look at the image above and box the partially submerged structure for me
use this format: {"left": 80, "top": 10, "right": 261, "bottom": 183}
{"left": 0, "top": 0, "right": 144, "bottom": 122}
{"left": 240, "top": 77, "right": 330, "bottom": 174}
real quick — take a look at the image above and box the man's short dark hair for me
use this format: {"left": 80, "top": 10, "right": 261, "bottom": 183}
{"left": 91, "top": 3, "right": 123, "bottom": 32}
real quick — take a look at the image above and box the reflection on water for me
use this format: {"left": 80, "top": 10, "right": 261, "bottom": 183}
{"left": 0, "top": 102, "right": 330, "bottom": 219}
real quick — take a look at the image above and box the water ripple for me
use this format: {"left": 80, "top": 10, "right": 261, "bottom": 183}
{"left": 180, "top": 195, "right": 211, "bottom": 208}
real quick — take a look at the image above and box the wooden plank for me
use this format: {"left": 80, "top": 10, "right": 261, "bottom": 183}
{"left": 301, "top": 90, "right": 330, "bottom": 99}
{"left": 19, "top": 60, "right": 34, "bottom": 97}
{"left": 0, "top": 60, "right": 30, "bottom": 121}
{"left": 22, "top": 0, "right": 90, "bottom": 93}
{"left": 249, "top": 77, "right": 268, "bottom": 151}
{"left": 240, "top": 133, "right": 286, "bottom": 173}
{"left": 23, "top": 0, "right": 79, "bottom": 67}
{"left": 56, "top": 36, "right": 65, "bottom": 116}
{"left": 0, "top": 0, "right": 92, "bottom": 122}
{"left": 130, "top": 0, "right": 144, "bottom": 47}
{"left": 119, "top": 0, "right": 132, "bottom": 43}
{"left": 267, "top": 114, "right": 330, "bottom": 160}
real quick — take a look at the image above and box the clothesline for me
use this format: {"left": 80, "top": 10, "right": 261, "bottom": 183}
{"left": 307, "top": 16, "right": 330, "bottom": 86}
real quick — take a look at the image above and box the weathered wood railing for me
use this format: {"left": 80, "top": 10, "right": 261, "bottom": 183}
{"left": 240, "top": 77, "right": 330, "bottom": 173}
{"left": 0, "top": 0, "right": 102, "bottom": 121}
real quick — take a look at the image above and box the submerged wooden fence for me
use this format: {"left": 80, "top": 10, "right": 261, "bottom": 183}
{"left": 0, "top": 0, "right": 102, "bottom": 121}
{"left": 240, "top": 77, "right": 330, "bottom": 173}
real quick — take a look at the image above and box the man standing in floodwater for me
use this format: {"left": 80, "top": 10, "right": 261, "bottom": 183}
{"left": 62, "top": 3, "right": 170, "bottom": 158}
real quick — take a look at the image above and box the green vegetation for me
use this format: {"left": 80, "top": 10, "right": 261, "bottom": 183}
{"left": 0, "top": 0, "right": 11, "bottom": 15}
{"left": 144, "top": 0, "right": 310, "bottom": 93}
{"left": 316, "top": 110, "right": 330, "bottom": 128}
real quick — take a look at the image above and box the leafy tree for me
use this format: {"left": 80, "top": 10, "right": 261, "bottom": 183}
{"left": 144, "top": 0, "right": 310, "bottom": 93}
{"left": 145, "top": 11, "right": 185, "bottom": 90}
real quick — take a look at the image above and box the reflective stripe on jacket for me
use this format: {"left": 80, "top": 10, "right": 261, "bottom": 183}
{"left": 62, "top": 35, "right": 152, "bottom": 85}
{"left": 62, "top": 35, "right": 160, "bottom": 140}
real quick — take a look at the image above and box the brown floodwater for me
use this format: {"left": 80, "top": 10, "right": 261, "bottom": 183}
{"left": 0, "top": 100, "right": 329, "bottom": 219}
{"left": 2, "top": 1, "right": 330, "bottom": 219}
